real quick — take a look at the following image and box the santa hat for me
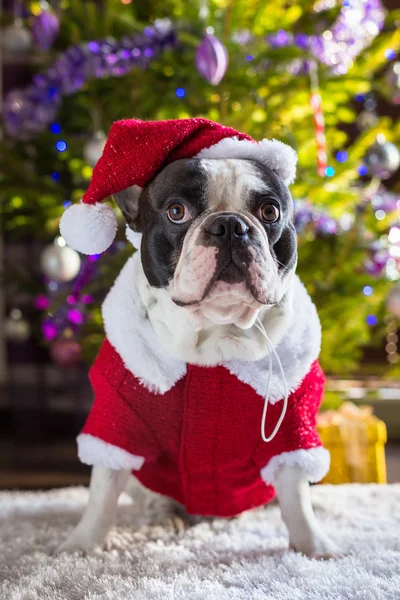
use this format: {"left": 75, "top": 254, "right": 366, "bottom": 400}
{"left": 60, "top": 118, "right": 297, "bottom": 255}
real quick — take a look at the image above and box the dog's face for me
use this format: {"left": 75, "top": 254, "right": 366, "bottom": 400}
{"left": 116, "top": 158, "right": 297, "bottom": 328}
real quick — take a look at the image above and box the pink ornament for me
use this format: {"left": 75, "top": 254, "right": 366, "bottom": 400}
{"left": 42, "top": 321, "right": 58, "bottom": 341}
{"left": 32, "top": 10, "right": 60, "bottom": 51}
{"left": 195, "top": 33, "right": 228, "bottom": 85}
{"left": 50, "top": 339, "right": 82, "bottom": 367}
{"left": 34, "top": 294, "right": 50, "bottom": 310}
{"left": 68, "top": 308, "right": 84, "bottom": 325}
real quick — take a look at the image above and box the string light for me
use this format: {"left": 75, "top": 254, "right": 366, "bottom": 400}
{"left": 246, "top": 55, "right": 254, "bottom": 61}
{"left": 384, "top": 49, "right": 396, "bottom": 60}
{"left": 10, "top": 196, "right": 23, "bottom": 208}
{"left": 50, "top": 123, "right": 61, "bottom": 134}
{"left": 48, "top": 87, "right": 58, "bottom": 99}
{"left": 56, "top": 140, "right": 67, "bottom": 152}
{"left": 325, "top": 166, "right": 335, "bottom": 177}
{"left": 363, "top": 285, "right": 373, "bottom": 296}
{"left": 51, "top": 172, "right": 60, "bottom": 181}
{"left": 375, "top": 209, "right": 386, "bottom": 220}
{"left": 82, "top": 166, "right": 93, "bottom": 179}
{"left": 366, "top": 314, "right": 377, "bottom": 325}
{"left": 336, "top": 151, "right": 348, "bottom": 162}
{"left": 358, "top": 165, "right": 368, "bottom": 176}
{"left": 63, "top": 201, "right": 72, "bottom": 209}
{"left": 175, "top": 87, "right": 186, "bottom": 98}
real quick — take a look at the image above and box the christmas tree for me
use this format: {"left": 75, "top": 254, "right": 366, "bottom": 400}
{"left": 1, "top": 0, "right": 399, "bottom": 375}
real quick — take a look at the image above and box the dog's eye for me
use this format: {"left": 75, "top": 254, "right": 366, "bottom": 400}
{"left": 259, "top": 203, "right": 280, "bottom": 223}
{"left": 167, "top": 202, "right": 191, "bottom": 223}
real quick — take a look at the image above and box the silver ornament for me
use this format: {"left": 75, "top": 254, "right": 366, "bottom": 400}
{"left": 387, "top": 285, "right": 400, "bottom": 318}
{"left": 363, "top": 137, "right": 400, "bottom": 179}
{"left": 356, "top": 110, "right": 379, "bottom": 131}
{"left": 83, "top": 131, "right": 107, "bottom": 167}
{"left": 41, "top": 238, "right": 81, "bottom": 283}
{"left": 3, "top": 19, "right": 33, "bottom": 56}
{"left": 5, "top": 308, "right": 31, "bottom": 342}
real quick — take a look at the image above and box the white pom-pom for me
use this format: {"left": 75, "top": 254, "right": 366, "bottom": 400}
{"left": 60, "top": 202, "right": 117, "bottom": 255}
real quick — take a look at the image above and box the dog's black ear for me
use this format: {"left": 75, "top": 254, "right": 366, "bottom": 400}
{"left": 114, "top": 185, "right": 142, "bottom": 231}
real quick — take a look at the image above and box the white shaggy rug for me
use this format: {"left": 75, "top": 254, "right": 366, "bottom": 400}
{"left": 1, "top": 484, "right": 400, "bottom": 600}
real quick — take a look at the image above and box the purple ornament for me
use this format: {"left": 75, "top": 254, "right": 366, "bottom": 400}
{"left": 195, "top": 33, "right": 229, "bottom": 86}
{"left": 32, "top": 10, "right": 60, "bottom": 51}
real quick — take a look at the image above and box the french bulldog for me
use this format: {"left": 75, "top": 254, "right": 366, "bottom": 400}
{"left": 57, "top": 157, "right": 340, "bottom": 559}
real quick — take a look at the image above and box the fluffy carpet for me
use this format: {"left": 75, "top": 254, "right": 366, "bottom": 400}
{"left": 1, "top": 483, "right": 400, "bottom": 600}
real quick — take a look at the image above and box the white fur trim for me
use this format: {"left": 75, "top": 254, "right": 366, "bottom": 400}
{"left": 102, "top": 253, "right": 320, "bottom": 398}
{"left": 77, "top": 433, "right": 145, "bottom": 470}
{"left": 125, "top": 225, "right": 143, "bottom": 249}
{"left": 198, "top": 137, "right": 298, "bottom": 185}
{"left": 102, "top": 254, "right": 187, "bottom": 394}
{"left": 260, "top": 447, "right": 331, "bottom": 485}
{"left": 225, "top": 277, "right": 321, "bottom": 404}
{"left": 60, "top": 202, "right": 117, "bottom": 255}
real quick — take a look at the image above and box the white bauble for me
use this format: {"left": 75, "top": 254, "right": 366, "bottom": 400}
{"left": 3, "top": 20, "right": 33, "bottom": 56}
{"left": 5, "top": 309, "right": 31, "bottom": 342}
{"left": 83, "top": 131, "right": 107, "bottom": 167}
{"left": 364, "top": 138, "right": 400, "bottom": 180}
{"left": 41, "top": 242, "right": 81, "bottom": 283}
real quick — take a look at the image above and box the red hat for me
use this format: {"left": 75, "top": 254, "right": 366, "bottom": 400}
{"left": 60, "top": 118, "right": 297, "bottom": 254}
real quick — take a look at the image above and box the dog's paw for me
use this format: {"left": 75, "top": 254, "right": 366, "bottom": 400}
{"left": 289, "top": 531, "right": 343, "bottom": 560}
{"left": 54, "top": 530, "right": 109, "bottom": 555}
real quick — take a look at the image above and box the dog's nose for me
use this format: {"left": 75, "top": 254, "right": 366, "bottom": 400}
{"left": 207, "top": 215, "right": 249, "bottom": 242}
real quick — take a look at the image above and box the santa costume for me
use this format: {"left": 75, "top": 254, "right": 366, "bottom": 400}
{"left": 60, "top": 118, "right": 330, "bottom": 517}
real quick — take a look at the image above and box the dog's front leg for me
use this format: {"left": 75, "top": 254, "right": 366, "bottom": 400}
{"left": 56, "top": 466, "right": 129, "bottom": 554}
{"left": 274, "top": 464, "right": 342, "bottom": 559}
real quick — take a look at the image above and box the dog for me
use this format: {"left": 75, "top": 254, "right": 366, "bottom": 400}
{"left": 57, "top": 156, "right": 340, "bottom": 559}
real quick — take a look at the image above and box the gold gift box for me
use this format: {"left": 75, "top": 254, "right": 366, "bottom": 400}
{"left": 317, "top": 401, "right": 387, "bottom": 484}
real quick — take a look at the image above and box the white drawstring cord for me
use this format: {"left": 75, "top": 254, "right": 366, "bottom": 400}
{"left": 254, "top": 318, "right": 289, "bottom": 442}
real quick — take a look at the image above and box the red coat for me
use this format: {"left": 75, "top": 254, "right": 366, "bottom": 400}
{"left": 80, "top": 338, "right": 326, "bottom": 517}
